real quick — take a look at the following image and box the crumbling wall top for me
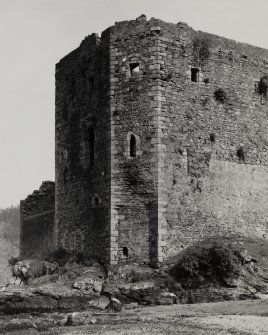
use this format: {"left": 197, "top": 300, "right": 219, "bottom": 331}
{"left": 20, "top": 181, "right": 55, "bottom": 218}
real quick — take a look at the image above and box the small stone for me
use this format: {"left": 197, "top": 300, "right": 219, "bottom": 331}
{"left": 90, "top": 317, "right": 97, "bottom": 324}
{"left": 65, "top": 313, "right": 75, "bottom": 326}
{"left": 106, "top": 297, "right": 123, "bottom": 312}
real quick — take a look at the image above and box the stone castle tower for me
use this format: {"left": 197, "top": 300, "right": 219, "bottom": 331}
{"left": 21, "top": 15, "right": 268, "bottom": 265}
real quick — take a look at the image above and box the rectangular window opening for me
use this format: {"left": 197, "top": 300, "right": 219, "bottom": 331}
{"left": 191, "top": 68, "right": 199, "bottom": 82}
{"left": 90, "top": 76, "right": 95, "bottom": 89}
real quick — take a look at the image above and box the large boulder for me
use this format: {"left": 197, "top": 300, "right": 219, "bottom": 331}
{"left": 72, "top": 277, "right": 103, "bottom": 295}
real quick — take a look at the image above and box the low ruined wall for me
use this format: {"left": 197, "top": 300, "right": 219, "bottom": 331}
{"left": 20, "top": 181, "right": 55, "bottom": 259}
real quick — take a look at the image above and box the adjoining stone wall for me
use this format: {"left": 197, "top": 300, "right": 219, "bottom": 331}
{"left": 55, "top": 33, "right": 111, "bottom": 262}
{"left": 152, "top": 20, "right": 268, "bottom": 259}
{"left": 20, "top": 181, "right": 55, "bottom": 259}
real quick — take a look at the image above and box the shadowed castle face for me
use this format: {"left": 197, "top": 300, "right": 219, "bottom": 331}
{"left": 21, "top": 15, "right": 268, "bottom": 265}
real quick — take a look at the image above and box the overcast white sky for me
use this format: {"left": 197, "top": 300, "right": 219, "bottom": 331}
{"left": 0, "top": 0, "right": 267, "bottom": 208}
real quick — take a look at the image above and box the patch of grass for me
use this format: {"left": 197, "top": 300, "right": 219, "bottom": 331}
{"left": 259, "top": 75, "right": 268, "bottom": 98}
{"left": 192, "top": 35, "right": 212, "bottom": 67}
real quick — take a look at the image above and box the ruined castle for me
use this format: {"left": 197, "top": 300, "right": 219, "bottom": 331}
{"left": 20, "top": 15, "right": 268, "bottom": 265}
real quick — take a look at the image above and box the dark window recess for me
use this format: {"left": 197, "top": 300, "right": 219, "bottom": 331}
{"left": 209, "top": 133, "right": 216, "bottom": 143}
{"left": 90, "top": 76, "right": 95, "bottom": 88}
{"left": 130, "top": 134, "right": 137, "bottom": 157}
{"left": 236, "top": 147, "right": 245, "bottom": 162}
{"left": 63, "top": 168, "right": 68, "bottom": 184}
{"left": 191, "top": 68, "right": 199, "bottom": 82}
{"left": 129, "top": 62, "right": 140, "bottom": 76}
{"left": 123, "top": 247, "right": 129, "bottom": 257}
{"left": 88, "top": 128, "right": 95, "bottom": 168}
{"left": 92, "top": 197, "right": 99, "bottom": 206}
{"left": 186, "top": 149, "right": 190, "bottom": 174}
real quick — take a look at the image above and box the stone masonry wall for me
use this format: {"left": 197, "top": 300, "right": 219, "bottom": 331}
{"left": 151, "top": 20, "right": 268, "bottom": 259}
{"left": 109, "top": 16, "right": 167, "bottom": 264}
{"left": 54, "top": 15, "right": 268, "bottom": 265}
{"left": 55, "top": 33, "right": 111, "bottom": 262}
{"left": 20, "top": 181, "right": 55, "bottom": 259}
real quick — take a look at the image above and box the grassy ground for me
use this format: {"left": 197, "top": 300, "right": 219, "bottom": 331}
{"left": 0, "top": 221, "right": 19, "bottom": 286}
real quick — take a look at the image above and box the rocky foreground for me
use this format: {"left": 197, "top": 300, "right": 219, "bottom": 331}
{"left": 1, "top": 299, "right": 268, "bottom": 334}
{"left": 1, "top": 238, "right": 268, "bottom": 333}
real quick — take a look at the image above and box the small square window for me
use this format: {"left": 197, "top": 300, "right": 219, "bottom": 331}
{"left": 191, "top": 68, "right": 199, "bottom": 82}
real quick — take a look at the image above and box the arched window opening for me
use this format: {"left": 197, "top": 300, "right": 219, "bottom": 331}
{"left": 130, "top": 134, "right": 136, "bottom": 157}
{"left": 129, "top": 62, "right": 140, "bottom": 76}
{"left": 88, "top": 127, "right": 95, "bottom": 168}
{"left": 123, "top": 247, "right": 129, "bottom": 258}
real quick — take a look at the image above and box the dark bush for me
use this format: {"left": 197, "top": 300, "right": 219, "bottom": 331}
{"left": 47, "top": 247, "right": 68, "bottom": 260}
{"left": 214, "top": 88, "right": 228, "bottom": 103}
{"left": 8, "top": 256, "right": 20, "bottom": 266}
{"left": 169, "top": 241, "right": 243, "bottom": 289}
{"left": 259, "top": 75, "right": 268, "bottom": 97}
{"left": 45, "top": 247, "right": 70, "bottom": 266}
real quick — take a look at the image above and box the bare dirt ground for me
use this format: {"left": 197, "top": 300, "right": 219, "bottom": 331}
{"left": 4, "top": 299, "right": 268, "bottom": 335}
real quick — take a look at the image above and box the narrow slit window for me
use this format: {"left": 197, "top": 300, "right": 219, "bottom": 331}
{"left": 88, "top": 128, "right": 95, "bottom": 168}
{"left": 130, "top": 134, "right": 136, "bottom": 157}
{"left": 90, "top": 76, "right": 95, "bottom": 89}
{"left": 191, "top": 68, "right": 199, "bottom": 82}
{"left": 130, "top": 62, "right": 140, "bottom": 76}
